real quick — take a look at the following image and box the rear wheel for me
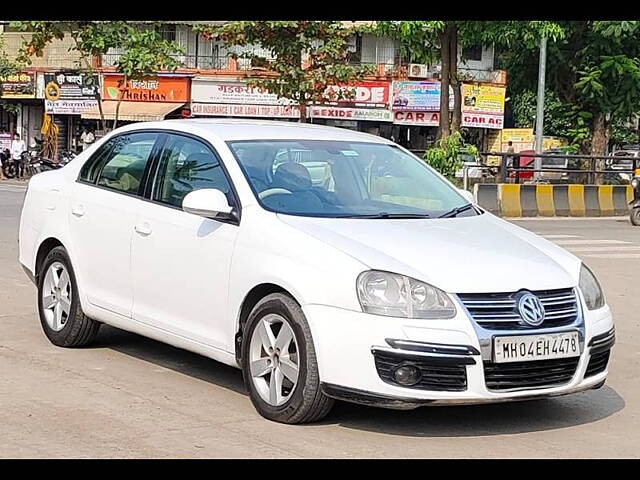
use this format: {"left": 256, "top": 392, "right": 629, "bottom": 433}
{"left": 37, "top": 246, "right": 100, "bottom": 347}
{"left": 241, "top": 293, "right": 333, "bottom": 424}
{"left": 631, "top": 207, "right": 640, "bottom": 226}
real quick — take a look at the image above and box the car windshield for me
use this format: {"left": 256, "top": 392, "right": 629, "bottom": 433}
{"left": 228, "top": 140, "right": 475, "bottom": 218}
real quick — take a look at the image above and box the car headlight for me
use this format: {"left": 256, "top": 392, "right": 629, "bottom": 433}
{"left": 356, "top": 270, "right": 456, "bottom": 319}
{"left": 579, "top": 264, "right": 605, "bottom": 310}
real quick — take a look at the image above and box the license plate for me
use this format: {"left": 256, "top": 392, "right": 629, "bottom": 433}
{"left": 494, "top": 332, "right": 580, "bottom": 363}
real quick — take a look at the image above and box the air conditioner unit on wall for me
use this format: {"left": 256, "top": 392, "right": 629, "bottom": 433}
{"left": 408, "top": 63, "right": 438, "bottom": 79}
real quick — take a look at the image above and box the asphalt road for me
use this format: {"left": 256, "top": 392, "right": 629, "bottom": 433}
{"left": 1, "top": 180, "right": 638, "bottom": 458}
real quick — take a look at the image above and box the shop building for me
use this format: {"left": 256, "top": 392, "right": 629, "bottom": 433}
{"left": 0, "top": 71, "right": 42, "bottom": 146}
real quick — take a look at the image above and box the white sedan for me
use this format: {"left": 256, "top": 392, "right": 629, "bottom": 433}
{"left": 19, "top": 119, "right": 614, "bottom": 424}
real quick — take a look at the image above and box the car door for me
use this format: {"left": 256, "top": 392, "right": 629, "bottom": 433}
{"left": 69, "top": 131, "right": 163, "bottom": 317}
{"left": 130, "top": 132, "right": 240, "bottom": 350}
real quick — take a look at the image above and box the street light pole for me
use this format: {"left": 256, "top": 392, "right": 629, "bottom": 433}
{"left": 534, "top": 35, "right": 547, "bottom": 181}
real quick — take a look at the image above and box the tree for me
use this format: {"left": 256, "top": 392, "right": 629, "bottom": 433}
{"left": 193, "top": 21, "right": 376, "bottom": 122}
{"left": 498, "top": 21, "right": 640, "bottom": 181}
{"left": 11, "top": 21, "right": 184, "bottom": 130}
{"left": 0, "top": 36, "right": 23, "bottom": 121}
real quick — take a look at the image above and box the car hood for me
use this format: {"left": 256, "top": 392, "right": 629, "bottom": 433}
{"left": 277, "top": 212, "right": 581, "bottom": 293}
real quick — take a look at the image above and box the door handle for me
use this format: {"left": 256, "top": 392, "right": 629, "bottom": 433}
{"left": 134, "top": 222, "right": 152, "bottom": 236}
{"left": 71, "top": 204, "right": 85, "bottom": 217}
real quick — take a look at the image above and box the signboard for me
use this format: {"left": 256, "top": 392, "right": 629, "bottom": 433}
{"left": 192, "top": 81, "right": 294, "bottom": 105}
{"left": 0, "top": 133, "right": 11, "bottom": 151}
{"left": 393, "top": 110, "right": 440, "bottom": 126}
{"left": 0, "top": 72, "right": 36, "bottom": 98}
{"left": 43, "top": 72, "right": 99, "bottom": 114}
{"left": 191, "top": 103, "right": 301, "bottom": 118}
{"left": 501, "top": 128, "right": 534, "bottom": 145}
{"left": 461, "top": 83, "right": 505, "bottom": 129}
{"left": 392, "top": 81, "right": 453, "bottom": 111}
{"left": 323, "top": 82, "right": 390, "bottom": 107}
{"left": 103, "top": 74, "right": 190, "bottom": 103}
{"left": 45, "top": 99, "right": 99, "bottom": 115}
{"left": 311, "top": 106, "right": 392, "bottom": 122}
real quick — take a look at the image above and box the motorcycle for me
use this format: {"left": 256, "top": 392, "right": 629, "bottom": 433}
{"left": 1, "top": 148, "right": 19, "bottom": 179}
{"left": 631, "top": 168, "right": 640, "bottom": 226}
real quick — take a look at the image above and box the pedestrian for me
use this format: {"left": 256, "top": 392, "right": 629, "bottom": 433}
{"left": 80, "top": 127, "right": 95, "bottom": 152}
{"left": 10, "top": 133, "right": 26, "bottom": 180}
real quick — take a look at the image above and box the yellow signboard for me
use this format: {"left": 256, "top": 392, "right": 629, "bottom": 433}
{"left": 462, "top": 84, "right": 506, "bottom": 115}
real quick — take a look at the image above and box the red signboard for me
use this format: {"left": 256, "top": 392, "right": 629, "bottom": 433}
{"left": 323, "top": 81, "right": 390, "bottom": 106}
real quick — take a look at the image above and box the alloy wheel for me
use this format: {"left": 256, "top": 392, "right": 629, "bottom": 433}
{"left": 249, "top": 313, "right": 300, "bottom": 406}
{"left": 41, "top": 261, "right": 72, "bottom": 332}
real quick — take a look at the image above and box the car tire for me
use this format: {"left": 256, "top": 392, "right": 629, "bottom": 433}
{"left": 241, "top": 293, "right": 334, "bottom": 424}
{"left": 37, "top": 246, "right": 100, "bottom": 347}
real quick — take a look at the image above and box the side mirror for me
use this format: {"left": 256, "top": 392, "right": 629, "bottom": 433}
{"left": 458, "top": 188, "right": 475, "bottom": 204}
{"left": 182, "top": 189, "right": 236, "bottom": 221}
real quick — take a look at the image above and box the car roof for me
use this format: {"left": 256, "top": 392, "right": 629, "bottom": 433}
{"left": 112, "top": 118, "right": 394, "bottom": 144}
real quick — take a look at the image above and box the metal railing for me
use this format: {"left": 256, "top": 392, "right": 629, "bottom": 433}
{"left": 408, "top": 149, "right": 640, "bottom": 189}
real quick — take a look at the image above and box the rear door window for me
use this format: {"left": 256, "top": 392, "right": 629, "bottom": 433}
{"left": 94, "top": 133, "right": 158, "bottom": 195}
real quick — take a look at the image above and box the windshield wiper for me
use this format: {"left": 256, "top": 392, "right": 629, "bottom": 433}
{"left": 438, "top": 203, "right": 475, "bottom": 218}
{"left": 336, "top": 212, "right": 431, "bottom": 219}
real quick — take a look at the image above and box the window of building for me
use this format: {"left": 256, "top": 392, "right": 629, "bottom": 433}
{"left": 462, "top": 45, "right": 483, "bottom": 62}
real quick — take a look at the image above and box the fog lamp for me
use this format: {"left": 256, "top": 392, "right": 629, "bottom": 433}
{"left": 393, "top": 364, "right": 422, "bottom": 386}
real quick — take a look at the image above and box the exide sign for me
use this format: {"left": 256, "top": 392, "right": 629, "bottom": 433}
{"left": 324, "top": 82, "right": 390, "bottom": 106}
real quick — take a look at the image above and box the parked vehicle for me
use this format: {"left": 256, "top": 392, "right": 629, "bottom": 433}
{"left": 1, "top": 148, "right": 16, "bottom": 178}
{"left": 19, "top": 119, "right": 615, "bottom": 424}
{"left": 455, "top": 153, "right": 497, "bottom": 180}
{"left": 509, "top": 149, "right": 570, "bottom": 182}
{"left": 630, "top": 168, "right": 640, "bottom": 226}
{"left": 608, "top": 150, "right": 640, "bottom": 184}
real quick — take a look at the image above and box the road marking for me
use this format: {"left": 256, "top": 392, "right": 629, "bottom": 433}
{"left": 540, "top": 234, "right": 582, "bottom": 239}
{"left": 553, "top": 239, "right": 632, "bottom": 245}
{"left": 567, "top": 246, "right": 640, "bottom": 252}
{"left": 0, "top": 185, "right": 27, "bottom": 192}
{"left": 581, "top": 253, "right": 640, "bottom": 259}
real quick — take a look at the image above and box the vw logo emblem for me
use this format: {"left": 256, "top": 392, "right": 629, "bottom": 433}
{"left": 517, "top": 292, "right": 545, "bottom": 326}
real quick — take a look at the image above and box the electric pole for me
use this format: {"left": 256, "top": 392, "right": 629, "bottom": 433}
{"left": 534, "top": 35, "right": 547, "bottom": 180}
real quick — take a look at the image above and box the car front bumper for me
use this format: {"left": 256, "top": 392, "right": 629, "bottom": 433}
{"left": 304, "top": 303, "right": 614, "bottom": 409}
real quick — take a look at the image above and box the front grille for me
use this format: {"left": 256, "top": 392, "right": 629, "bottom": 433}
{"left": 458, "top": 288, "right": 578, "bottom": 330}
{"left": 483, "top": 357, "right": 580, "bottom": 391}
{"left": 585, "top": 350, "right": 610, "bottom": 378}
{"left": 373, "top": 351, "right": 467, "bottom": 392}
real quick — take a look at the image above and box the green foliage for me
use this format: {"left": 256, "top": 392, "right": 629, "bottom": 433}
{"left": 423, "top": 132, "right": 478, "bottom": 181}
{"left": 113, "top": 28, "right": 183, "bottom": 79}
{"left": 0, "top": 36, "right": 23, "bottom": 116}
{"left": 194, "top": 21, "right": 375, "bottom": 118}
{"left": 499, "top": 21, "right": 640, "bottom": 155}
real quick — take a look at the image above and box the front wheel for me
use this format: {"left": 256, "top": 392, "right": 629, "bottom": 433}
{"left": 631, "top": 207, "right": 640, "bottom": 226}
{"left": 241, "top": 293, "right": 334, "bottom": 424}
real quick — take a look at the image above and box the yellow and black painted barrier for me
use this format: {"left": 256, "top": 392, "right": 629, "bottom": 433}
{"left": 474, "top": 184, "right": 633, "bottom": 217}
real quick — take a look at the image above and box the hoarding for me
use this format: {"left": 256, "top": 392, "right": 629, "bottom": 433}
{"left": 391, "top": 81, "right": 453, "bottom": 111}
{"left": 43, "top": 72, "right": 99, "bottom": 114}
{"left": 310, "top": 106, "right": 392, "bottom": 122}
{"left": 103, "top": 74, "right": 190, "bottom": 103}
{"left": 191, "top": 80, "right": 294, "bottom": 105}
{"left": 0, "top": 72, "right": 36, "bottom": 99}
{"left": 191, "top": 103, "right": 301, "bottom": 118}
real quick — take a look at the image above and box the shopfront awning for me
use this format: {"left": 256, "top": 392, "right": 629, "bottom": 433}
{"left": 80, "top": 101, "right": 184, "bottom": 122}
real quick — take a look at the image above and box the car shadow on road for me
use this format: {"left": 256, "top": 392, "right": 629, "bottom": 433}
{"left": 92, "top": 325, "right": 625, "bottom": 437}
{"left": 91, "top": 325, "right": 247, "bottom": 395}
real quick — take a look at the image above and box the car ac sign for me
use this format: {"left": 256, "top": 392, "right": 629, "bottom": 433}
{"left": 516, "top": 291, "right": 545, "bottom": 327}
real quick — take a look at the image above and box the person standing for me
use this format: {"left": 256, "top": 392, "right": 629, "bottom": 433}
{"left": 10, "top": 133, "right": 26, "bottom": 180}
{"left": 80, "top": 127, "right": 95, "bottom": 152}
